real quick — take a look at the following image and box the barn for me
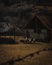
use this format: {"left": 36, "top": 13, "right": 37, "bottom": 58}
{"left": 0, "top": 15, "right": 52, "bottom": 43}
{"left": 24, "top": 15, "right": 52, "bottom": 42}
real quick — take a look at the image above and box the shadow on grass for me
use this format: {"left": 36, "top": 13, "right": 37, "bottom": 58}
{"left": 0, "top": 47, "right": 52, "bottom": 65}
{"left": 0, "top": 38, "right": 18, "bottom": 44}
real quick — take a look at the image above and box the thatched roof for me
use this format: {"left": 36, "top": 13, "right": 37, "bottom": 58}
{"left": 24, "top": 15, "right": 52, "bottom": 30}
{"left": 0, "top": 14, "right": 52, "bottom": 36}
{"left": 36, "top": 15, "right": 52, "bottom": 29}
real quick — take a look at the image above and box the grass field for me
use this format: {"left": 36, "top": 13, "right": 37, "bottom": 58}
{"left": 0, "top": 43, "right": 52, "bottom": 65}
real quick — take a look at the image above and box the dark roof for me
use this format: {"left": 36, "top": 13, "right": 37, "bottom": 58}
{"left": 0, "top": 28, "right": 24, "bottom": 36}
{"left": 24, "top": 15, "right": 52, "bottom": 30}
{"left": 36, "top": 15, "right": 52, "bottom": 29}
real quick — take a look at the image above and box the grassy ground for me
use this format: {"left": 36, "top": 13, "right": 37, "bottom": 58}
{"left": 0, "top": 43, "right": 52, "bottom": 65}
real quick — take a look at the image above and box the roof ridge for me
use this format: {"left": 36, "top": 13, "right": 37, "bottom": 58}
{"left": 36, "top": 15, "right": 51, "bottom": 29}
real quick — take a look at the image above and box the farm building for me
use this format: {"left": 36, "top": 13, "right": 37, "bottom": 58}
{"left": 24, "top": 15, "right": 52, "bottom": 42}
{"left": 0, "top": 15, "right": 52, "bottom": 43}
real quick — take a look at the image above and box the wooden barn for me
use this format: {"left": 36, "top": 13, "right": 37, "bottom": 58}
{"left": 24, "top": 15, "right": 52, "bottom": 42}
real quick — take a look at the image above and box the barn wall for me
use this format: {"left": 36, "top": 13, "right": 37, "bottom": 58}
{"left": 24, "top": 29, "right": 49, "bottom": 42}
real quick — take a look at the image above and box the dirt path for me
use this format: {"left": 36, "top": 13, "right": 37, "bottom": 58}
{"left": 0, "top": 43, "right": 52, "bottom": 65}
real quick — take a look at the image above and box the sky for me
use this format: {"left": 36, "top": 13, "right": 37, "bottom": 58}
{"left": 0, "top": 0, "right": 52, "bottom": 32}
